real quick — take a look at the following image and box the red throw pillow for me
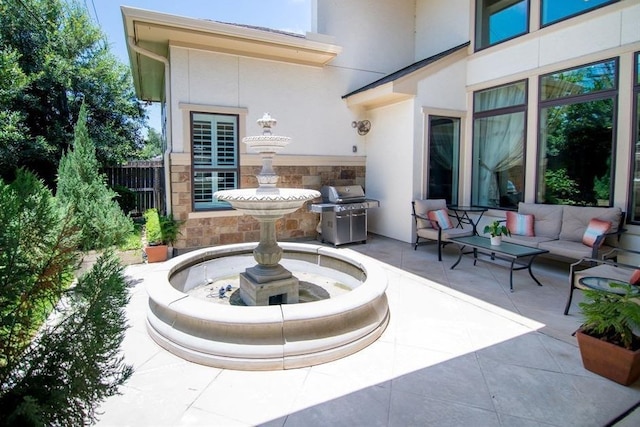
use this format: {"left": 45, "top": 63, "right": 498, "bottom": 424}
{"left": 582, "top": 218, "right": 612, "bottom": 248}
{"left": 506, "top": 211, "right": 534, "bottom": 237}
{"left": 630, "top": 269, "right": 640, "bottom": 287}
{"left": 427, "top": 209, "right": 453, "bottom": 230}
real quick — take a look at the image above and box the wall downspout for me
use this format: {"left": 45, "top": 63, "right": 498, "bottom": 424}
{"left": 127, "top": 37, "right": 173, "bottom": 215}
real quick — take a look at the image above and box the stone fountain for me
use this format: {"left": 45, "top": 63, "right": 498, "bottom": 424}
{"left": 145, "top": 114, "right": 389, "bottom": 370}
{"left": 214, "top": 113, "right": 319, "bottom": 306}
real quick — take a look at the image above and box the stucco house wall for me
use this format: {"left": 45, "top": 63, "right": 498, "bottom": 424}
{"left": 123, "top": 0, "right": 640, "bottom": 251}
{"left": 414, "top": 0, "right": 471, "bottom": 60}
{"left": 313, "top": 0, "right": 416, "bottom": 76}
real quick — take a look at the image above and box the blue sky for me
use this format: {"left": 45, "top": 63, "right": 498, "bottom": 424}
{"left": 83, "top": 0, "right": 312, "bottom": 132}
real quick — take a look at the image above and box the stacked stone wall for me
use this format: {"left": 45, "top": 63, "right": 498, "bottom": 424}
{"left": 171, "top": 164, "right": 366, "bottom": 250}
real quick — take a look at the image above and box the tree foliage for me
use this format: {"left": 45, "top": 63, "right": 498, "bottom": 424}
{"left": 56, "top": 103, "right": 133, "bottom": 251}
{"left": 0, "top": 169, "right": 132, "bottom": 426}
{"left": 139, "top": 127, "right": 163, "bottom": 160}
{"left": 0, "top": 0, "right": 146, "bottom": 187}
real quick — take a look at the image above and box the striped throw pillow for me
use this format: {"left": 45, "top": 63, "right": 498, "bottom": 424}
{"left": 630, "top": 269, "right": 640, "bottom": 287}
{"left": 582, "top": 218, "right": 611, "bottom": 248}
{"left": 506, "top": 211, "right": 535, "bottom": 237}
{"left": 427, "top": 209, "right": 453, "bottom": 230}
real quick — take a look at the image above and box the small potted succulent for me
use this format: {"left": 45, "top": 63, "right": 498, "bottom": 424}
{"left": 483, "top": 220, "right": 510, "bottom": 245}
{"left": 576, "top": 282, "right": 640, "bottom": 385}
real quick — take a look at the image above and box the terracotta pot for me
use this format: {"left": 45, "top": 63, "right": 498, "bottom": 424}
{"left": 145, "top": 244, "right": 168, "bottom": 263}
{"left": 576, "top": 329, "right": 640, "bottom": 386}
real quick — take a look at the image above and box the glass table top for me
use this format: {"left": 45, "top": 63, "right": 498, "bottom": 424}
{"left": 578, "top": 276, "right": 637, "bottom": 295}
{"left": 447, "top": 205, "right": 489, "bottom": 212}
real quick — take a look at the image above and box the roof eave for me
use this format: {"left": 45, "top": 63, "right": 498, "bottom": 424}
{"left": 121, "top": 6, "right": 342, "bottom": 101}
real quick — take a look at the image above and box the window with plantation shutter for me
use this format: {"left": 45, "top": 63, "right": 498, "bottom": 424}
{"left": 191, "top": 112, "right": 239, "bottom": 210}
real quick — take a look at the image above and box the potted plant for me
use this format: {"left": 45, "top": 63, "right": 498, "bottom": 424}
{"left": 483, "top": 220, "right": 510, "bottom": 245}
{"left": 143, "top": 208, "right": 167, "bottom": 263}
{"left": 159, "top": 213, "right": 183, "bottom": 259}
{"left": 576, "top": 282, "right": 640, "bottom": 385}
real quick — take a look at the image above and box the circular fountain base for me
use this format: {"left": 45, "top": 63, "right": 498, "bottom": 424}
{"left": 145, "top": 242, "right": 390, "bottom": 370}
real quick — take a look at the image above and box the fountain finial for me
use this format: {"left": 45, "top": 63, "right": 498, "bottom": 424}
{"left": 257, "top": 113, "right": 276, "bottom": 136}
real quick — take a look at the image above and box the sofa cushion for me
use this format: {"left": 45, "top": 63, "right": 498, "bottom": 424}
{"left": 506, "top": 211, "right": 535, "bottom": 236}
{"left": 502, "top": 234, "right": 555, "bottom": 248}
{"left": 538, "top": 240, "right": 595, "bottom": 260}
{"left": 414, "top": 199, "right": 447, "bottom": 229}
{"left": 582, "top": 218, "right": 612, "bottom": 248}
{"left": 428, "top": 209, "right": 453, "bottom": 230}
{"left": 559, "top": 205, "right": 622, "bottom": 242}
{"left": 517, "top": 203, "right": 563, "bottom": 239}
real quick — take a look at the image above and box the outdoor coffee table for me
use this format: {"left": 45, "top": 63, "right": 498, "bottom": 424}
{"left": 450, "top": 235, "right": 549, "bottom": 292}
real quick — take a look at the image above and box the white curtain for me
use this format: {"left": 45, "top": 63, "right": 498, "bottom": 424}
{"left": 475, "top": 84, "right": 525, "bottom": 207}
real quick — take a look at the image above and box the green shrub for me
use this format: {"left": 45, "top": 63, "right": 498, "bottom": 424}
{"left": 56, "top": 104, "right": 133, "bottom": 251}
{"left": 111, "top": 184, "right": 137, "bottom": 216}
{"left": 0, "top": 170, "right": 132, "bottom": 425}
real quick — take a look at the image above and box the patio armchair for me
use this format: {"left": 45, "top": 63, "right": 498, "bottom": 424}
{"left": 412, "top": 199, "right": 473, "bottom": 261}
{"left": 564, "top": 247, "right": 640, "bottom": 315}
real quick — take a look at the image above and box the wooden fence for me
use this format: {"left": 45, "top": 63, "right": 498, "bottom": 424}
{"left": 104, "top": 160, "right": 164, "bottom": 216}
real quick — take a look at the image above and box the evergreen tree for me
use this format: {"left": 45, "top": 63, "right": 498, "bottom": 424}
{"left": 56, "top": 103, "right": 133, "bottom": 251}
{"left": 0, "top": 170, "right": 132, "bottom": 425}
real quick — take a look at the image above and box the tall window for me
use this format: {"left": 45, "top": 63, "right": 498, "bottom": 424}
{"left": 537, "top": 59, "right": 617, "bottom": 206}
{"left": 475, "top": 0, "right": 529, "bottom": 50}
{"left": 472, "top": 81, "right": 527, "bottom": 208}
{"left": 630, "top": 52, "right": 640, "bottom": 223}
{"left": 428, "top": 116, "right": 460, "bottom": 205}
{"left": 191, "top": 112, "right": 239, "bottom": 210}
{"left": 541, "top": 0, "right": 618, "bottom": 27}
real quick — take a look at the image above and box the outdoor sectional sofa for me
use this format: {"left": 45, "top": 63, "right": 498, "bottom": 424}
{"left": 500, "top": 202, "right": 625, "bottom": 261}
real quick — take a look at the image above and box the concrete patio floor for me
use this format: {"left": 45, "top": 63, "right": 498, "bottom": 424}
{"left": 96, "top": 234, "right": 640, "bottom": 426}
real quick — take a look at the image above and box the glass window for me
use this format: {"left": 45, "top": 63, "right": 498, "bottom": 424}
{"left": 630, "top": 53, "right": 640, "bottom": 223}
{"left": 428, "top": 116, "right": 460, "bottom": 205}
{"left": 537, "top": 60, "right": 617, "bottom": 206}
{"left": 191, "top": 112, "right": 239, "bottom": 210}
{"left": 541, "top": 0, "right": 618, "bottom": 27}
{"left": 472, "top": 81, "right": 527, "bottom": 208}
{"left": 475, "top": 0, "right": 529, "bottom": 50}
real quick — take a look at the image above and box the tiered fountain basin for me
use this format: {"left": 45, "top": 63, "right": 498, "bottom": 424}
{"left": 145, "top": 242, "right": 390, "bottom": 370}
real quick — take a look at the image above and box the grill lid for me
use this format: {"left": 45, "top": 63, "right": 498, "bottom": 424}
{"left": 321, "top": 185, "right": 366, "bottom": 203}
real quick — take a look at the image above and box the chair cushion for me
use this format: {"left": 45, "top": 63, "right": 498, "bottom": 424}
{"left": 582, "top": 218, "right": 612, "bottom": 248}
{"left": 414, "top": 199, "right": 447, "bottom": 229}
{"left": 506, "top": 211, "right": 535, "bottom": 237}
{"left": 631, "top": 269, "right": 640, "bottom": 286}
{"left": 428, "top": 209, "right": 453, "bottom": 230}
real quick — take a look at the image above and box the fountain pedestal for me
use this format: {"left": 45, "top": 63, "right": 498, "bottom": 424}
{"left": 214, "top": 113, "right": 319, "bottom": 306}
{"left": 239, "top": 218, "right": 299, "bottom": 305}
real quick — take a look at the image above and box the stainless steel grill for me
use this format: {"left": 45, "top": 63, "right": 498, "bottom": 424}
{"left": 310, "top": 185, "right": 380, "bottom": 246}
